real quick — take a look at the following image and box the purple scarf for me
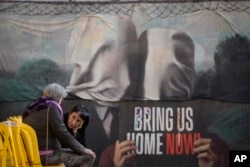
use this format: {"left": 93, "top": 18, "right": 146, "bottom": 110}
{"left": 23, "top": 96, "right": 63, "bottom": 119}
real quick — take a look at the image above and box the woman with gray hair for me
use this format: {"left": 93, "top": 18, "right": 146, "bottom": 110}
{"left": 23, "top": 83, "right": 96, "bottom": 167}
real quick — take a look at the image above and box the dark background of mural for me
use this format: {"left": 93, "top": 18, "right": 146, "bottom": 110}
{"left": 193, "top": 34, "right": 250, "bottom": 102}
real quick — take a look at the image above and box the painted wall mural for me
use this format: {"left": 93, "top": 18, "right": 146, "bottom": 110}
{"left": 1, "top": 1, "right": 250, "bottom": 167}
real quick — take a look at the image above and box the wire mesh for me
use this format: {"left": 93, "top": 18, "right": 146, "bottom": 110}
{"left": 0, "top": 1, "right": 250, "bottom": 18}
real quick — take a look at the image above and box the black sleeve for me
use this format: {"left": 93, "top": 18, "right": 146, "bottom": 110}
{"left": 75, "top": 128, "right": 87, "bottom": 147}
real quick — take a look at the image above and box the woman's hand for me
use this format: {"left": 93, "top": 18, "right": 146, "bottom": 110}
{"left": 72, "top": 122, "right": 83, "bottom": 137}
{"left": 84, "top": 148, "right": 96, "bottom": 158}
{"left": 113, "top": 140, "right": 137, "bottom": 167}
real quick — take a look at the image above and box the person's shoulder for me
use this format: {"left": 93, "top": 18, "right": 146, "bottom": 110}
{"left": 49, "top": 105, "right": 59, "bottom": 111}
{"left": 48, "top": 105, "right": 63, "bottom": 117}
{"left": 99, "top": 143, "right": 116, "bottom": 167}
{"left": 102, "top": 143, "right": 115, "bottom": 157}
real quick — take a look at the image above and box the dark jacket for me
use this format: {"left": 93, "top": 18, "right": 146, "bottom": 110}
{"left": 23, "top": 105, "right": 86, "bottom": 155}
{"left": 85, "top": 102, "right": 119, "bottom": 167}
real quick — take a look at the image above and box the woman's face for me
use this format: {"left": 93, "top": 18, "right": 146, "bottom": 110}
{"left": 67, "top": 112, "right": 84, "bottom": 130}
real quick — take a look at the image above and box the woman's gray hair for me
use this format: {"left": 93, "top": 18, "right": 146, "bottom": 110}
{"left": 43, "top": 83, "right": 68, "bottom": 101}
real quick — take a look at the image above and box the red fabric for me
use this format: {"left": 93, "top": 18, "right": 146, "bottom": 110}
{"left": 99, "top": 144, "right": 115, "bottom": 167}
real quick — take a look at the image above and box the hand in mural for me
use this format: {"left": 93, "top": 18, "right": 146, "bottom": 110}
{"left": 194, "top": 138, "right": 218, "bottom": 167}
{"left": 194, "top": 137, "right": 229, "bottom": 167}
{"left": 113, "top": 140, "right": 137, "bottom": 167}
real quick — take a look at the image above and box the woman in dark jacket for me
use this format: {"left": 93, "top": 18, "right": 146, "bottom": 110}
{"left": 23, "top": 83, "right": 96, "bottom": 167}
{"left": 63, "top": 105, "right": 90, "bottom": 147}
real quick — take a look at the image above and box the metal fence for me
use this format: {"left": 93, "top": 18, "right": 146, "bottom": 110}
{"left": 0, "top": 0, "right": 250, "bottom": 18}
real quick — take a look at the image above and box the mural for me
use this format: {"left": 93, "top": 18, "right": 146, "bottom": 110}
{"left": 1, "top": 1, "right": 250, "bottom": 167}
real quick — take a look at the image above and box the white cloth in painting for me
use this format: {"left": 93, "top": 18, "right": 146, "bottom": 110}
{"left": 67, "top": 15, "right": 138, "bottom": 102}
{"left": 138, "top": 28, "right": 196, "bottom": 100}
